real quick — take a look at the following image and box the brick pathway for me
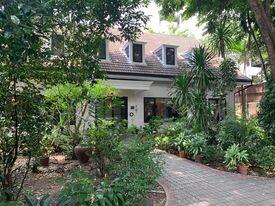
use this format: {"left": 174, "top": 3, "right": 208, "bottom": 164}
{"left": 162, "top": 153, "right": 275, "bottom": 206}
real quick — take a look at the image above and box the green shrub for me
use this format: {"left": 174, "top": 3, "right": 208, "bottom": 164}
{"left": 155, "top": 134, "right": 176, "bottom": 151}
{"left": 217, "top": 117, "right": 247, "bottom": 149}
{"left": 224, "top": 144, "right": 249, "bottom": 171}
{"left": 86, "top": 119, "right": 123, "bottom": 176}
{"left": 111, "top": 139, "right": 162, "bottom": 206}
{"left": 203, "top": 145, "right": 224, "bottom": 164}
{"left": 185, "top": 133, "right": 207, "bottom": 157}
{"left": 254, "top": 146, "right": 275, "bottom": 172}
{"left": 259, "top": 82, "right": 275, "bottom": 141}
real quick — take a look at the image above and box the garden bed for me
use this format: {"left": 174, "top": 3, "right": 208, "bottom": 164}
{"left": 22, "top": 154, "right": 166, "bottom": 205}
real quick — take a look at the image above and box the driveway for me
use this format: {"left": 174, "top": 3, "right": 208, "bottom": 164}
{"left": 161, "top": 153, "right": 275, "bottom": 206}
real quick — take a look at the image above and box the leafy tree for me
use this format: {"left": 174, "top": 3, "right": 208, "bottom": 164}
{"left": 155, "top": 0, "right": 275, "bottom": 82}
{"left": 0, "top": 0, "right": 148, "bottom": 201}
{"left": 259, "top": 82, "right": 275, "bottom": 141}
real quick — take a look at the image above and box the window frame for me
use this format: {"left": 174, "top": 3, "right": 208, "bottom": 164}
{"left": 144, "top": 97, "right": 178, "bottom": 123}
{"left": 155, "top": 44, "right": 178, "bottom": 67}
{"left": 124, "top": 41, "right": 146, "bottom": 65}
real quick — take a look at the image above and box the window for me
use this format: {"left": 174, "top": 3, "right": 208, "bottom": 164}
{"left": 124, "top": 42, "right": 146, "bottom": 64}
{"left": 51, "top": 34, "right": 64, "bottom": 55}
{"left": 99, "top": 40, "right": 107, "bottom": 60}
{"left": 154, "top": 45, "right": 177, "bottom": 66}
{"left": 144, "top": 98, "right": 178, "bottom": 123}
{"left": 104, "top": 97, "right": 128, "bottom": 121}
{"left": 132, "top": 43, "right": 143, "bottom": 63}
{"left": 166, "top": 47, "right": 175, "bottom": 65}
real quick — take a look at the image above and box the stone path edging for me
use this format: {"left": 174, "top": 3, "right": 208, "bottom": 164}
{"left": 158, "top": 176, "right": 180, "bottom": 206}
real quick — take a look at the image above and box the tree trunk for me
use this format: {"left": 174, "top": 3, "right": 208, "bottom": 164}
{"left": 248, "top": 0, "right": 275, "bottom": 82}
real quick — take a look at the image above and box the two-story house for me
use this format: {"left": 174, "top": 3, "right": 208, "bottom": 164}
{"left": 95, "top": 31, "right": 251, "bottom": 127}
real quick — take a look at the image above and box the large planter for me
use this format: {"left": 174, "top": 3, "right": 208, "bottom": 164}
{"left": 237, "top": 164, "right": 249, "bottom": 175}
{"left": 194, "top": 155, "right": 203, "bottom": 163}
{"left": 178, "top": 151, "right": 186, "bottom": 158}
{"left": 74, "top": 145, "right": 89, "bottom": 163}
{"left": 39, "top": 156, "right": 50, "bottom": 167}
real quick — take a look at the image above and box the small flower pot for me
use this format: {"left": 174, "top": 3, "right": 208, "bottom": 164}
{"left": 237, "top": 164, "right": 249, "bottom": 175}
{"left": 39, "top": 156, "right": 50, "bottom": 167}
{"left": 194, "top": 155, "right": 203, "bottom": 163}
{"left": 178, "top": 151, "right": 186, "bottom": 158}
{"left": 74, "top": 145, "right": 89, "bottom": 163}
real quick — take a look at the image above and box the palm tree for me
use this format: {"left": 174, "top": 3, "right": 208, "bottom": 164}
{"left": 171, "top": 45, "right": 214, "bottom": 131}
{"left": 188, "top": 45, "right": 215, "bottom": 94}
{"left": 207, "top": 19, "right": 235, "bottom": 58}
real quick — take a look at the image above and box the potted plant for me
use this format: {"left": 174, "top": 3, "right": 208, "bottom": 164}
{"left": 236, "top": 150, "right": 250, "bottom": 175}
{"left": 224, "top": 144, "right": 249, "bottom": 174}
{"left": 39, "top": 134, "right": 55, "bottom": 167}
{"left": 74, "top": 142, "right": 90, "bottom": 164}
{"left": 186, "top": 133, "right": 206, "bottom": 163}
{"left": 174, "top": 132, "right": 187, "bottom": 158}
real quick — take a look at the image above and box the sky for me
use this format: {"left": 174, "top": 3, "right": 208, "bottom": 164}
{"left": 142, "top": 1, "right": 205, "bottom": 39}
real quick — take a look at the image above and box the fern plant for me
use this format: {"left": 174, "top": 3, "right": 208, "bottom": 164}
{"left": 224, "top": 144, "right": 249, "bottom": 171}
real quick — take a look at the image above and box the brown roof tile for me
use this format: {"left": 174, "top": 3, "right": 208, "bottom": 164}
{"left": 100, "top": 31, "right": 251, "bottom": 82}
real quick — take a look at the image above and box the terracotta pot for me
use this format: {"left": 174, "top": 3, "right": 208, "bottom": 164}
{"left": 74, "top": 145, "right": 89, "bottom": 163}
{"left": 178, "top": 151, "right": 186, "bottom": 158}
{"left": 237, "top": 164, "right": 249, "bottom": 175}
{"left": 39, "top": 156, "right": 50, "bottom": 167}
{"left": 194, "top": 155, "right": 203, "bottom": 163}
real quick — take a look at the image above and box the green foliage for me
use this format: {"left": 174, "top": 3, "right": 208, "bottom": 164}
{"left": 259, "top": 82, "right": 275, "bottom": 141}
{"left": 174, "top": 129, "right": 193, "bottom": 151}
{"left": 155, "top": 135, "right": 176, "bottom": 151}
{"left": 25, "top": 194, "right": 52, "bottom": 206}
{"left": 170, "top": 45, "right": 214, "bottom": 131}
{"left": 203, "top": 145, "right": 224, "bottom": 165}
{"left": 224, "top": 144, "right": 249, "bottom": 171}
{"left": 111, "top": 139, "right": 162, "bottom": 206}
{"left": 86, "top": 119, "right": 122, "bottom": 176}
{"left": 24, "top": 169, "right": 125, "bottom": 206}
{"left": 58, "top": 168, "right": 94, "bottom": 205}
{"left": 185, "top": 133, "right": 207, "bottom": 157}
{"left": 0, "top": 0, "right": 148, "bottom": 201}
{"left": 207, "top": 19, "right": 236, "bottom": 58}
{"left": 44, "top": 81, "right": 118, "bottom": 157}
{"left": 217, "top": 117, "right": 247, "bottom": 149}
{"left": 213, "top": 59, "right": 238, "bottom": 97}
{"left": 254, "top": 146, "right": 275, "bottom": 172}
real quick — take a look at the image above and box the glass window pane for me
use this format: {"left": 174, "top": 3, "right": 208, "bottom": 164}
{"left": 144, "top": 97, "right": 178, "bottom": 123}
{"left": 166, "top": 47, "right": 175, "bottom": 65}
{"left": 133, "top": 43, "right": 143, "bottom": 62}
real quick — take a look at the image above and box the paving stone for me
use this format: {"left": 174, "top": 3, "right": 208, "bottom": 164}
{"left": 161, "top": 153, "right": 275, "bottom": 206}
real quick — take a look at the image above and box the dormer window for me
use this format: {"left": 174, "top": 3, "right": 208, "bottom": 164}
{"left": 124, "top": 42, "right": 146, "bottom": 64}
{"left": 155, "top": 44, "right": 178, "bottom": 67}
{"left": 99, "top": 39, "right": 109, "bottom": 61}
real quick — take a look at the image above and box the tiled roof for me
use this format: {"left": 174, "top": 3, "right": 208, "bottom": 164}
{"left": 100, "top": 31, "right": 251, "bottom": 82}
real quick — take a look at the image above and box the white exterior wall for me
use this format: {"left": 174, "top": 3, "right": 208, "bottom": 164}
{"left": 107, "top": 76, "right": 249, "bottom": 127}
{"left": 117, "top": 81, "right": 171, "bottom": 127}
